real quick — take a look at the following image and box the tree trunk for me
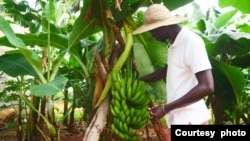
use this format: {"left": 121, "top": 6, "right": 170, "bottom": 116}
{"left": 149, "top": 102, "right": 168, "bottom": 141}
{"left": 82, "top": 95, "right": 110, "bottom": 141}
{"left": 149, "top": 118, "right": 168, "bottom": 141}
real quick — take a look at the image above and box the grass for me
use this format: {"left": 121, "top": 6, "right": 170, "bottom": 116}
{"left": 55, "top": 108, "right": 83, "bottom": 123}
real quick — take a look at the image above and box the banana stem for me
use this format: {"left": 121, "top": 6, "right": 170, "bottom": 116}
{"left": 126, "top": 54, "right": 132, "bottom": 78}
{"left": 18, "top": 93, "right": 56, "bottom": 139}
{"left": 94, "top": 20, "right": 133, "bottom": 108}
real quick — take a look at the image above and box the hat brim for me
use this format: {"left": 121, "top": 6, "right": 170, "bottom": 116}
{"left": 133, "top": 16, "right": 188, "bottom": 35}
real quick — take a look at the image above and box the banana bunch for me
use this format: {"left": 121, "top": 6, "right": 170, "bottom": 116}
{"left": 109, "top": 70, "right": 150, "bottom": 141}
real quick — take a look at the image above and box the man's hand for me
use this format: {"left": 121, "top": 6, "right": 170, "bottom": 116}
{"left": 148, "top": 104, "right": 167, "bottom": 119}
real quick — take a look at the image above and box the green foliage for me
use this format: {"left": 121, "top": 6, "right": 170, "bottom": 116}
{"left": 0, "top": 0, "right": 90, "bottom": 140}
{"left": 218, "top": 0, "right": 250, "bottom": 14}
{"left": 132, "top": 0, "right": 250, "bottom": 125}
{"left": 0, "top": 1, "right": 250, "bottom": 141}
{"left": 0, "top": 52, "right": 36, "bottom": 77}
{"left": 210, "top": 58, "right": 246, "bottom": 105}
{"left": 68, "top": 3, "right": 102, "bottom": 49}
{"left": 108, "top": 0, "right": 129, "bottom": 22}
{"left": 205, "top": 31, "right": 250, "bottom": 56}
{"left": 0, "top": 79, "right": 25, "bottom": 105}
{"left": 214, "top": 9, "right": 238, "bottom": 29}
{"left": 0, "top": 33, "right": 68, "bottom": 50}
{"left": 0, "top": 16, "right": 26, "bottom": 49}
{"left": 6, "top": 121, "right": 17, "bottom": 128}
{"left": 133, "top": 41, "right": 166, "bottom": 100}
{"left": 30, "top": 75, "right": 68, "bottom": 97}
{"left": 162, "top": 0, "right": 194, "bottom": 10}
{"left": 190, "top": 1, "right": 250, "bottom": 124}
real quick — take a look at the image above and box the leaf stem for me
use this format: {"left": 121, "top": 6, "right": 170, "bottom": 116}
{"left": 94, "top": 20, "right": 133, "bottom": 107}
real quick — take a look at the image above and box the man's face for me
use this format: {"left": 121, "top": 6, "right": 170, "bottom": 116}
{"left": 149, "top": 26, "right": 169, "bottom": 42}
{"left": 150, "top": 28, "right": 164, "bottom": 42}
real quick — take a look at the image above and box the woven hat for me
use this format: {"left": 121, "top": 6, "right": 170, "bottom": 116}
{"left": 133, "top": 4, "right": 188, "bottom": 34}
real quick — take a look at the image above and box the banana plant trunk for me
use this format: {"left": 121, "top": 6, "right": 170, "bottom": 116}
{"left": 149, "top": 103, "right": 168, "bottom": 141}
{"left": 82, "top": 95, "right": 110, "bottom": 141}
{"left": 150, "top": 118, "right": 168, "bottom": 141}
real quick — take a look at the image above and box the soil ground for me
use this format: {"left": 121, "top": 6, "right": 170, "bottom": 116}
{"left": 0, "top": 106, "right": 165, "bottom": 141}
{"left": 0, "top": 122, "right": 163, "bottom": 141}
{"left": 0, "top": 125, "right": 84, "bottom": 141}
{"left": 0, "top": 101, "right": 166, "bottom": 141}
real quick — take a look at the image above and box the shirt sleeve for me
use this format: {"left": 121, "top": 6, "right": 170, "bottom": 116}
{"left": 186, "top": 33, "right": 212, "bottom": 74}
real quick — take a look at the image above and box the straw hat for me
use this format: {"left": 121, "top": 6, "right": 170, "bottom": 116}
{"left": 133, "top": 4, "right": 188, "bottom": 34}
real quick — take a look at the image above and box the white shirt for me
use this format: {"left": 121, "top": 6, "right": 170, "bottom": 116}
{"left": 166, "top": 27, "right": 212, "bottom": 127}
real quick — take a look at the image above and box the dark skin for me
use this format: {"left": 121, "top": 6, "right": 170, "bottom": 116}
{"left": 142, "top": 24, "right": 214, "bottom": 119}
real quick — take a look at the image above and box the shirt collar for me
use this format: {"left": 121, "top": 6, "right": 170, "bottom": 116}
{"left": 170, "top": 27, "right": 186, "bottom": 48}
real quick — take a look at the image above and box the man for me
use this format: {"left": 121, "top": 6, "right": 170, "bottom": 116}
{"left": 133, "top": 4, "right": 214, "bottom": 141}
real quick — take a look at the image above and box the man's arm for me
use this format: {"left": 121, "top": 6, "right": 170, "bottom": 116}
{"left": 140, "top": 65, "right": 167, "bottom": 82}
{"left": 149, "top": 69, "right": 214, "bottom": 118}
{"left": 163, "top": 69, "right": 214, "bottom": 113}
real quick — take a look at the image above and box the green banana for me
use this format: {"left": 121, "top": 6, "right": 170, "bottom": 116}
{"left": 121, "top": 100, "right": 128, "bottom": 112}
{"left": 130, "top": 134, "right": 141, "bottom": 141}
{"left": 111, "top": 122, "right": 127, "bottom": 139}
{"left": 134, "top": 80, "right": 142, "bottom": 94}
{"left": 111, "top": 122, "right": 120, "bottom": 137}
{"left": 133, "top": 117, "right": 148, "bottom": 129}
{"left": 129, "top": 90, "right": 142, "bottom": 103}
{"left": 132, "top": 108, "right": 142, "bottom": 117}
{"left": 111, "top": 89, "right": 117, "bottom": 99}
{"left": 117, "top": 71, "right": 122, "bottom": 82}
{"left": 118, "top": 120, "right": 123, "bottom": 132}
{"left": 136, "top": 98, "right": 150, "bottom": 109}
{"left": 113, "top": 80, "right": 121, "bottom": 91}
{"left": 120, "top": 87, "right": 126, "bottom": 99}
{"left": 127, "top": 84, "right": 132, "bottom": 99}
{"left": 110, "top": 69, "right": 152, "bottom": 140}
{"left": 112, "top": 90, "right": 121, "bottom": 101}
{"left": 120, "top": 78, "right": 126, "bottom": 89}
{"left": 113, "top": 98, "right": 122, "bottom": 110}
{"left": 137, "top": 81, "right": 147, "bottom": 92}
{"left": 133, "top": 92, "right": 146, "bottom": 105}
{"left": 126, "top": 116, "right": 131, "bottom": 124}
{"left": 110, "top": 99, "right": 115, "bottom": 109}
{"left": 132, "top": 71, "right": 139, "bottom": 81}
{"left": 125, "top": 108, "right": 130, "bottom": 117}
{"left": 130, "top": 115, "right": 138, "bottom": 125}
{"left": 118, "top": 131, "right": 127, "bottom": 140}
{"left": 140, "top": 108, "right": 147, "bottom": 117}
{"left": 131, "top": 79, "right": 138, "bottom": 95}
{"left": 119, "top": 111, "right": 126, "bottom": 123}
{"left": 113, "top": 105, "right": 120, "bottom": 116}
{"left": 141, "top": 110, "right": 150, "bottom": 119}
{"left": 127, "top": 77, "right": 132, "bottom": 88}
{"left": 135, "top": 116, "right": 142, "bottom": 124}
{"left": 130, "top": 107, "right": 135, "bottom": 116}
{"left": 133, "top": 94, "right": 150, "bottom": 108}
{"left": 111, "top": 123, "right": 117, "bottom": 134}
{"left": 117, "top": 120, "right": 129, "bottom": 136}
{"left": 111, "top": 89, "right": 116, "bottom": 97}
{"left": 139, "top": 81, "right": 147, "bottom": 92}
{"left": 113, "top": 117, "right": 119, "bottom": 127}
{"left": 121, "top": 69, "right": 127, "bottom": 81}
{"left": 110, "top": 104, "right": 117, "bottom": 117}
{"left": 122, "top": 122, "right": 129, "bottom": 133}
